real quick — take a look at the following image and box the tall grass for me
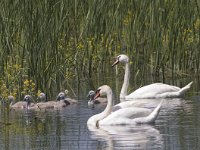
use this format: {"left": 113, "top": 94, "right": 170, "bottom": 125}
{"left": 0, "top": 0, "right": 199, "bottom": 101}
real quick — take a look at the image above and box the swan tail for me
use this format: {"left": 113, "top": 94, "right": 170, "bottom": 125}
{"left": 134, "top": 100, "right": 163, "bottom": 124}
{"left": 178, "top": 81, "right": 193, "bottom": 96}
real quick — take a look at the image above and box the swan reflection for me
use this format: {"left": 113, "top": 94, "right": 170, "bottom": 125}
{"left": 88, "top": 124, "right": 163, "bottom": 150}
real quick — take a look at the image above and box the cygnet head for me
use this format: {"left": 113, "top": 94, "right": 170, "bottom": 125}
{"left": 23, "top": 95, "right": 33, "bottom": 105}
{"left": 87, "top": 90, "right": 95, "bottom": 99}
{"left": 87, "top": 90, "right": 95, "bottom": 106}
{"left": 112, "top": 54, "right": 129, "bottom": 67}
{"left": 8, "top": 95, "right": 15, "bottom": 106}
{"left": 8, "top": 95, "right": 15, "bottom": 102}
{"left": 56, "top": 92, "right": 65, "bottom": 101}
{"left": 38, "top": 93, "right": 47, "bottom": 102}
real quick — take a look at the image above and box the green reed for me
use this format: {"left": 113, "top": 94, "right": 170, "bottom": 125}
{"left": 0, "top": 0, "right": 199, "bottom": 101}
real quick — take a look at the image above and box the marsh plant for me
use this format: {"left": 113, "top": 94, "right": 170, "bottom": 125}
{"left": 0, "top": 0, "right": 199, "bottom": 101}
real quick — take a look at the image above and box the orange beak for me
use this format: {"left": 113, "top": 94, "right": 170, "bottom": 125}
{"left": 94, "top": 89, "right": 101, "bottom": 100}
{"left": 112, "top": 57, "right": 119, "bottom": 67}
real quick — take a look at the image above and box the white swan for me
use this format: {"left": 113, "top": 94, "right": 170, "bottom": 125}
{"left": 112, "top": 54, "right": 193, "bottom": 99}
{"left": 87, "top": 85, "right": 162, "bottom": 127}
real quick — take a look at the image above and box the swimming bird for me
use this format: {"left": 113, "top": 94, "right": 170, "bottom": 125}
{"left": 9, "top": 95, "right": 34, "bottom": 109}
{"left": 87, "top": 85, "right": 162, "bottom": 127}
{"left": 36, "top": 93, "right": 54, "bottom": 109}
{"left": 87, "top": 90, "right": 107, "bottom": 106}
{"left": 56, "top": 90, "right": 78, "bottom": 105}
{"left": 54, "top": 91, "right": 70, "bottom": 108}
{"left": 112, "top": 54, "right": 193, "bottom": 99}
{"left": 23, "top": 95, "right": 40, "bottom": 110}
{"left": 63, "top": 90, "right": 78, "bottom": 104}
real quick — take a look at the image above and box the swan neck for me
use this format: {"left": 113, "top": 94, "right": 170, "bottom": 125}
{"left": 87, "top": 88, "right": 113, "bottom": 127}
{"left": 97, "top": 90, "right": 113, "bottom": 121}
{"left": 9, "top": 101, "right": 14, "bottom": 107}
{"left": 103, "top": 91, "right": 113, "bottom": 115}
{"left": 120, "top": 62, "right": 130, "bottom": 98}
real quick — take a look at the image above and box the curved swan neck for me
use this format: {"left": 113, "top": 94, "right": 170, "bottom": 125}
{"left": 87, "top": 87, "right": 113, "bottom": 127}
{"left": 102, "top": 90, "right": 113, "bottom": 117}
{"left": 96, "top": 89, "right": 113, "bottom": 122}
{"left": 120, "top": 62, "right": 130, "bottom": 98}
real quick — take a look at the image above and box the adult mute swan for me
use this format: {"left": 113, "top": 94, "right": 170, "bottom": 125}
{"left": 112, "top": 54, "right": 193, "bottom": 99}
{"left": 87, "top": 85, "right": 162, "bottom": 127}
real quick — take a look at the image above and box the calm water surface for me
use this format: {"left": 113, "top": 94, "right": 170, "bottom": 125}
{"left": 0, "top": 81, "right": 200, "bottom": 150}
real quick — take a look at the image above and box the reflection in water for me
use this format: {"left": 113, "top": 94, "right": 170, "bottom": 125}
{"left": 88, "top": 124, "right": 163, "bottom": 150}
{"left": 0, "top": 95, "right": 200, "bottom": 149}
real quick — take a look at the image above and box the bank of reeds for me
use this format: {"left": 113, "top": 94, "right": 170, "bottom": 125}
{"left": 0, "top": 0, "right": 199, "bottom": 101}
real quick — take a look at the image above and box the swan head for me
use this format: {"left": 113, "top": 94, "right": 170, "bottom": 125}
{"left": 87, "top": 90, "right": 95, "bottom": 98}
{"left": 56, "top": 92, "right": 65, "bottom": 101}
{"left": 8, "top": 95, "right": 15, "bottom": 105}
{"left": 87, "top": 90, "right": 95, "bottom": 106}
{"left": 23, "top": 95, "right": 33, "bottom": 106}
{"left": 94, "top": 85, "right": 111, "bottom": 100}
{"left": 112, "top": 54, "right": 129, "bottom": 67}
{"left": 38, "top": 93, "right": 47, "bottom": 102}
{"left": 8, "top": 95, "right": 15, "bottom": 102}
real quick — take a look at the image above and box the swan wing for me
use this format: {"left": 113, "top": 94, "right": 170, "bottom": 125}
{"left": 100, "top": 107, "right": 152, "bottom": 125}
{"left": 113, "top": 99, "right": 161, "bottom": 111}
{"left": 126, "top": 83, "right": 180, "bottom": 99}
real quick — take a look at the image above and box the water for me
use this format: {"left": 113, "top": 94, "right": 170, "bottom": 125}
{"left": 0, "top": 81, "right": 200, "bottom": 150}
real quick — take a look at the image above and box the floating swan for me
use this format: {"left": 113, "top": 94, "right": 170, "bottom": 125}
{"left": 57, "top": 90, "right": 78, "bottom": 105}
{"left": 54, "top": 91, "right": 77, "bottom": 108}
{"left": 112, "top": 54, "right": 193, "bottom": 99}
{"left": 23, "top": 95, "right": 40, "bottom": 110}
{"left": 36, "top": 93, "right": 54, "bottom": 109}
{"left": 54, "top": 92, "right": 71, "bottom": 108}
{"left": 9, "top": 95, "right": 34, "bottom": 109}
{"left": 87, "top": 90, "right": 107, "bottom": 106}
{"left": 64, "top": 90, "right": 78, "bottom": 104}
{"left": 87, "top": 85, "right": 162, "bottom": 127}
